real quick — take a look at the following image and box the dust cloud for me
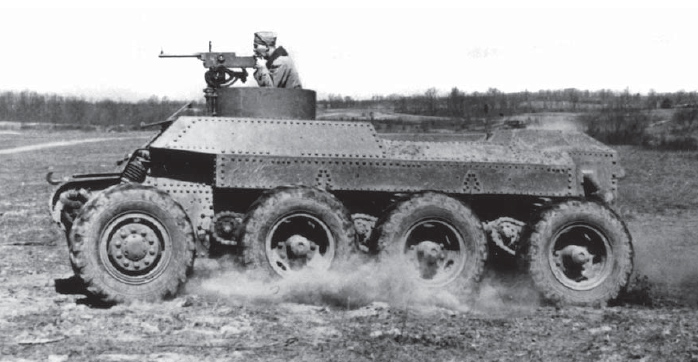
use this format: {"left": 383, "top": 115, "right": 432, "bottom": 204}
{"left": 473, "top": 268, "right": 543, "bottom": 314}
{"left": 631, "top": 236, "right": 698, "bottom": 306}
{"left": 185, "top": 255, "right": 542, "bottom": 315}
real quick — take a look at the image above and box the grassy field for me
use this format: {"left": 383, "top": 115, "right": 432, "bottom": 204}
{"left": 0, "top": 131, "right": 148, "bottom": 246}
{"left": 611, "top": 146, "right": 698, "bottom": 305}
{"left": 616, "top": 146, "right": 698, "bottom": 214}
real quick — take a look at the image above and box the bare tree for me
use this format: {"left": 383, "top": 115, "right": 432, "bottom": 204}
{"left": 424, "top": 88, "right": 438, "bottom": 116}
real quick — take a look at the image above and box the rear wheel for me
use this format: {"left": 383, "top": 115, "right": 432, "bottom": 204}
{"left": 372, "top": 193, "right": 488, "bottom": 295}
{"left": 524, "top": 200, "right": 633, "bottom": 306}
{"left": 240, "top": 186, "right": 355, "bottom": 278}
{"left": 69, "top": 184, "right": 196, "bottom": 303}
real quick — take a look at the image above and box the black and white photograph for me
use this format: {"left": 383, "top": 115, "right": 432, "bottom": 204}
{"left": 1, "top": 1, "right": 697, "bottom": 361}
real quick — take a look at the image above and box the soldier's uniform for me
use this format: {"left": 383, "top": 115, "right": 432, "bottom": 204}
{"left": 253, "top": 32, "right": 302, "bottom": 89}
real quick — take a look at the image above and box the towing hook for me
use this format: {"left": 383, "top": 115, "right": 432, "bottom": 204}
{"left": 46, "top": 172, "right": 65, "bottom": 185}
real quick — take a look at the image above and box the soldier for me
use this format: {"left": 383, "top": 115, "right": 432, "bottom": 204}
{"left": 253, "top": 31, "right": 302, "bottom": 89}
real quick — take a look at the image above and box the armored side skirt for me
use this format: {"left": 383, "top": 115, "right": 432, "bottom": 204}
{"left": 215, "top": 155, "right": 580, "bottom": 197}
{"left": 150, "top": 116, "right": 583, "bottom": 198}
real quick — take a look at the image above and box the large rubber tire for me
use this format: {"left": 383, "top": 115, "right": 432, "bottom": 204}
{"left": 524, "top": 200, "right": 633, "bottom": 306}
{"left": 371, "top": 193, "right": 488, "bottom": 296}
{"left": 69, "top": 184, "right": 196, "bottom": 303}
{"left": 240, "top": 186, "right": 355, "bottom": 278}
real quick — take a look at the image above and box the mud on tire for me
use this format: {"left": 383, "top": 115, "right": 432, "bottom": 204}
{"left": 523, "top": 200, "right": 634, "bottom": 306}
{"left": 55, "top": 188, "right": 91, "bottom": 233}
{"left": 240, "top": 186, "right": 355, "bottom": 278}
{"left": 371, "top": 192, "right": 488, "bottom": 296}
{"left": 69, "top": 184, "right": 196, "bottom": 303}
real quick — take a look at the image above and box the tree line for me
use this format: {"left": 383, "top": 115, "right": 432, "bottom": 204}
{"left": 0, "top": 91, "right": 183, "bottom": 129}
{"left": 1, "top": 88, "right": 696, "bottom": 141}
{"left": 320, "top": 87, "right": 698, "bottom": 150}
{"left": 319, "top": 88, "right": 698, "bottom": 118}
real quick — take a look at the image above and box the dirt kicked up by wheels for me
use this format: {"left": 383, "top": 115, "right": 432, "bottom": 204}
{"left": 47, "top": 45, "right": 632, "bottom": 306}
{"left": 371, "top": 193, "right": 488, "bottom": 298}
{"left": 240, "top": 186, "right": 355, "bottom": 278}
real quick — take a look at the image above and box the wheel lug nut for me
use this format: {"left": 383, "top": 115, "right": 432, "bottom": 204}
{"left": 120, "top": 230, "right": 128, "bottom": 238}
{"left": 149, "top": 249, "right": 156, "bottom": 255}
{"left": 148, "top": 239, "right": 155, "bottom": 245}
{"left": 144, "top": 261, "right": 150, "bottom": 266}
{"left": 141, "top": 232, "right": 147, "bottom": 237}
{"left": 131, "top": 229, "right": 137, "bottom": 234}
{"left": 123, "top": 262, "right": 130, "bottom": 267}
{"left": 114, "top": 240, "right": 122, "bottom": 248}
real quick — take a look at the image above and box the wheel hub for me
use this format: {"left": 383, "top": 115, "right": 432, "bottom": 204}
{"left": 554, "top": 245, "right": 592, "bottom": 282}
{"left": 402, "top": 220, "right": 467, "bottom": 286}
{"left": 123, "top": 234, "right": 148, "bottom": 261}
{"left": 109, "top": 222, "right": 161, "bottom": 273}
{"left": 286, "top": 234, "right": 315, "bottom": 258}
{"left": 414, "top": 240, "right": 444, "bottom": 264}
{"left": 560, "top": 245, "right": 592, "bottom": 265}
{"left": 413, "top": 240, "right": 445, "bottom": 279}
{"left": 266, "top": 213, "right": 334, "bottom": 276}
{"left": 549, "top": 223, "right": 612, "bottom": 290}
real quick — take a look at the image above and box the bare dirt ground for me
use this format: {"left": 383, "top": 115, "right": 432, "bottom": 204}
{"left": 1, "top": 131, "right": 698, "bottom": 361}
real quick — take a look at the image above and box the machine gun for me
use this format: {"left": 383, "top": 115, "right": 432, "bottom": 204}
{"left": 159, "top": 41, "right": 256, "bottom": 88}
{"left": 159, "top": 42, "right": 258, "bottom": 115}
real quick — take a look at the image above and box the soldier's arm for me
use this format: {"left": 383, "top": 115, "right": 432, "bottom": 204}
{"left": 267, "top": 58, "right": 294, "bottom": 88}
{"left": 254, "top": 65, "right": 273, "bottom": 87}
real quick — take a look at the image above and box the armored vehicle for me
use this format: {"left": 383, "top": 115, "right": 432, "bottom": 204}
{"left": 49, "top": 49, "right": 633, "bottom": 305}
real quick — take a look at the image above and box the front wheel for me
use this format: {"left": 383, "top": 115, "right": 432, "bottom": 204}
{"left": 524, "top": 200, "right": 633, "bottom": 306}
{"left": 69, "top": 184, "right": 196, "bottom": 303}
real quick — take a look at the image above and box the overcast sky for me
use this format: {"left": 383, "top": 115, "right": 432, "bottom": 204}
{"left": 1, "top": 1, "right": 697, "bottom": 101}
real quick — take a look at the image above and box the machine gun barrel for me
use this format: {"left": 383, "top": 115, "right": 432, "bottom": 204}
{"left": 159, "top": 51, "right": 256, "bottom": 68}
{"left": 158, "top": 54, "right": 201, "bottom": 58}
